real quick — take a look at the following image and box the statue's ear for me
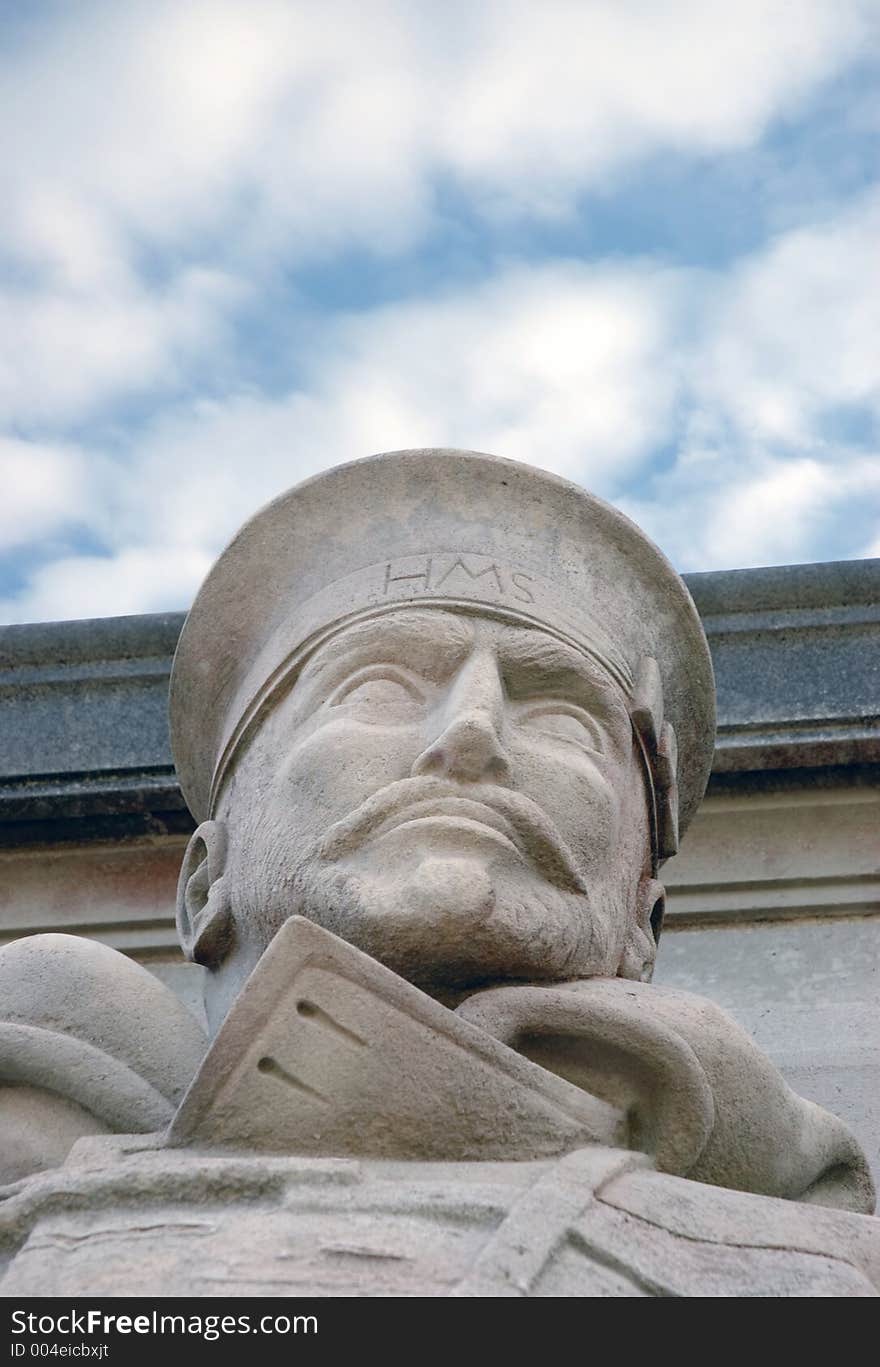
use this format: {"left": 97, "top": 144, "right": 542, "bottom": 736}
{"left": 176, "top": 821, "right": 233, "bottom": 967}
{"left": 619, "top": 877, "right": 664, "bottom": 983}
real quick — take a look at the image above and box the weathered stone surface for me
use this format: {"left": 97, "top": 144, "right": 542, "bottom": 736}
{"left": 0, "top": 449, "right": 876, "bottom": 1297}
{"left": 0, "top": 933, "right": 206, "bottom": 1182}
{"left": 1, "top": 1142, "right": 877, "bottom": 1297}
{"left": 659, "top": 920, "right": 880, "bottom": 1154}
{"left": 169, "top": 451, "right": 714, "bottom": 838}
{"left": 0, "top": 613, "right": 186, "bottom": 841}
{"left": 164, "top": 454, "right": 720, "bottom": 1029}
{"left": 689, "top": 558, "right": 880, "bottom": 773}
{"left": 169, "top": 918, "right": 624, "bottom": 1161}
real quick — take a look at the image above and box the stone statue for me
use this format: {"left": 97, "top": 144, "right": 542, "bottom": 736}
{"left": 1, "top": 450, "right": 877, "bottom": 1296}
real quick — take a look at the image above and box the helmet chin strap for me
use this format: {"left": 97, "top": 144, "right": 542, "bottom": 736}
{"left": 630, "top": 655, "right": 679, "bottom": 874}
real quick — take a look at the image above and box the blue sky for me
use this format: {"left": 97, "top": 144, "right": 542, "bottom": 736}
{"left": 2, "top": 0, "right": 878, "bottom": 623}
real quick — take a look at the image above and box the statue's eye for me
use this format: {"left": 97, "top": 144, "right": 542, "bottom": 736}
{"left": 519, "top": 703, "right": 605, "bottom": 753}
{"left": 328, "top": 668, "right": 425, "bottom": 720}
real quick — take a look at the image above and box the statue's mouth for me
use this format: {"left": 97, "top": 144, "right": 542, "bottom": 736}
{"left": 374, "top": 797, "right": 524, "bottom": 857}
{"left": 319, "top": 777, "right": 587, "bottom": 893}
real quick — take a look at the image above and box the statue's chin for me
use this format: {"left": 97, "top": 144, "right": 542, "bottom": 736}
{"left": 309, "top": 853, "right": 607, "bottom": 993}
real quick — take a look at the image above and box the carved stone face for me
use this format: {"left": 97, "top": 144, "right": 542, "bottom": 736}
{"left": 212, "top": 606, "right": 656, "bottom": 1018}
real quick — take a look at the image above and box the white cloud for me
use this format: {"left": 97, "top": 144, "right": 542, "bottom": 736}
{"left": 94, "top": 259, "right": 680, "bottom": 561}
{"left": 0, "top": 437, "right": 89, "bottom": 551}
{"left": 6, "top": 181, "right": 880, "bottom": 618}
{"left": 105, "top": 189, "right": 880, "bottom": 599}
{"left": 5, "top": 0, "right": 871, "bottom": 245}
{"left": 432, "top": 0, "right": 873, "bottom": 209}
{"left": 1, "top": 4, "right": 878, "bottom": 619}
{"left": 0, "top": 0, "right": 873, "bottom": 425}
{"left": 0, "top": 546, "right": 214, "bottom": 625}
{"left": 622, "top": 189, "right": 880, "bottom": 569}
{"left": 623, "top": 453, "right": 880, "bottom": 571}
{"left": 693, "top": 194, "right": 880, "bottom": 444}
{"left": 0, "top": 257, "right": 672, "bottom": 613}
{"left": 0, "top": 264, "right": 243, "bottom": 426}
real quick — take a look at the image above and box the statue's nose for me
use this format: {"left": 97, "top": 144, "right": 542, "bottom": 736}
{"left": 411, "top": 651, "right": 511, "bottom": 783}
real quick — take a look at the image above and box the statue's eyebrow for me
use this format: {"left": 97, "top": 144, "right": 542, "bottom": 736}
{"left": 497, "top": 627, "right": 629, "bottom": 718}
{"left": 297, "top": 610, "right": 475, "bottom": 697}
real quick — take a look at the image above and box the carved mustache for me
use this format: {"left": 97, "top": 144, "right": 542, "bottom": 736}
{"left": 319, "top": 776, "right": 587, "bottom": 893}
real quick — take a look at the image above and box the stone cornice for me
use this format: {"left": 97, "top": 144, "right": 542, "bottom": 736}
{"left": 1, "top": 560, "right": 877, "bottom": 841}
{"left": 688, "top": 560, "right": 880, "bottom": 776}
